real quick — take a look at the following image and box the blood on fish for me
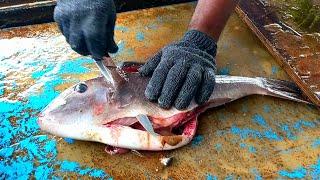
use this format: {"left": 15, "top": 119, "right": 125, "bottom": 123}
{"left": 93, "top": 104, "right": 105, "bottom": 115}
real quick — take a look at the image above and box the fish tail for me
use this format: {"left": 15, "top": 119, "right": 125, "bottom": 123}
{"left": 259, "top": 78, "right": 312, "bottom": 104}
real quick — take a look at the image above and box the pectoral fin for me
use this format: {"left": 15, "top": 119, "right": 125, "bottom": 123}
{"left": 136, "top": 114, "right": 159, "bottom": 136}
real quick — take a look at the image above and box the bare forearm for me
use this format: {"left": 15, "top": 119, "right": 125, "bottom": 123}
{"left": 189, "top": 0, "right": 239, "bottom": 41}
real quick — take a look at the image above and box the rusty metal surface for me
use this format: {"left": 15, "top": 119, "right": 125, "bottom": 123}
{"left": 0, "top": 3, "right": 319, "bottom": 179}
{"left": 236, "top": 0, "right": 320, "bottom": 106}
{"left": 0, "top": 0, "right": 195, "bottom": 28}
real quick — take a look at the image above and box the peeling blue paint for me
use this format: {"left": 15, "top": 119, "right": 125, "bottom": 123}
{"left": 117, "top": 41, "right": 126, "bottom": 54}
{"left": 293, "top": 119, "right": 316, "bottom": 132}
{"left": 115, "top": 26, "right": 129, "bottom": 32}
{"left": 279, "top": 124, "right": 297, "bottom": 140}
{"left": 31, "top": 65, "right": 54, "bottom": 79}
{"left": 310, "top": 158, "right": 320, "bottom": 179}
{"left": 250, "top": 168, "right": 262, "bottom": 180}
{"left": 0, "top": 83, "right": 4, "bottom": 96}
{"left": 0, "top": 57, "right": 111, "bottom": 178}
{"left": 191, "top": 135, "right": 204, "bottom": 147}
{"left": 215, "top": 143, "right": 222, "bottom": 151}
{"left": 312, "top": 138, "right": 320, "bottom": 148}
{"left": 230, "top": 126, "right": 282, "bottom": 141}
{"left": 263, "top": 105, "right": 270, "bottom": 113}
{"left": 64, "top": 138, "right": 75, "bottom": 144}
{"left": 279, "top": 166, "right": 307, "bottom": 179}
{"left": 225, "top": 175, "right": 233, "bottom": 180}
{"left": 136, "top": 32, "right": 145, "bottom": 41}
{"left": 206, "top": 173, "right": 218, "bottom": 180}
{"left": 252, "top": 114, "right": 268, "bottom": 127}
{"left": 278, "top": 158, "right": 320, "bottom": 179}
{"left": 240, "top": 143, "right": 246, "bottom": 148}
{"left": 219, "top": 67, "right": 230, "bottom": 75}
{"left": 248, "top": 146, "right": 257, "bottom": 153}
{"left": 271, "top": 66, "right": 279, "bottom": 74}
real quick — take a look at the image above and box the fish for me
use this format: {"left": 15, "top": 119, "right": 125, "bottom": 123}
{"left": 38, "top": 61, "right": 313, "bottom": 153}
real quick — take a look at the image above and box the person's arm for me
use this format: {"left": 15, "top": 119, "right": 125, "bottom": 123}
{"left": 189, "top": 0, "right": 240, "bottom": 40}
{"left": 139, "top": 0, "right": 239, "bottom": 110}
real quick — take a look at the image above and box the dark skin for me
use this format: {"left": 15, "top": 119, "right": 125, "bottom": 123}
{"left": 189, "top": 0, "right": 240, "bottom": 41}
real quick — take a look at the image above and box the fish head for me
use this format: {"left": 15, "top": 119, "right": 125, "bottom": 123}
{"left": 38, "top": 77, "right": 118, "bottom": 139}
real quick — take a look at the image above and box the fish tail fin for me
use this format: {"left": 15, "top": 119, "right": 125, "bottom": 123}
{"left": 259, "top": 78, "right": 312, "bottom": 104}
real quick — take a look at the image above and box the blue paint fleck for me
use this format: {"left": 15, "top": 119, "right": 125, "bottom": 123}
{"left": 191, "top": 135, "right": 204, "bottom": 146}
{"left": 252, "top": 114, "right": 268, "bottom": 127}
{"left": 278, "top": 159, "right": 320, "bottom": 179}
{"left": 250, "top": 168, "right": 262, "bottom": 180}
{"left": 219, "top": 67, "right": 230, "bottom": 75}
{"left": 0, "top": 82, "right": 4, "bottom": 96}
{"left": 136, "top": 32, "right": 145, "bottom": 41}
{"left": 240, "top": 143, "right": 246, "bottom": 148}
{"left": 310, "top": 158, "right": 320, "bottom": 179}
{"left": 117, "top": 41, "right": 126, "bottom": 53}
{"left": 64, "top": 138, "right": 75, "bottom": 144}
{"left": 146, "top": 23, "right": 158, "bottom": 30}
{"left": 57, "top": 58, "right": 93, "bottom": 75}
{"left": 293, "top": 119, "right": 316, "bottom": 132}
{"left": 263, "top": 105, "right": 271, "bottom": 113}
{"left": 115, "top": 26, "right": 129, "bottom": 32}
{"left": 271, "top": 66, "right": 279, "bottom": 74}
{"left": 225, "top": 175, "right": 233, "bottom": 180}
{"left": 230, "top": 125, "right": 282, "bottom": 141}
{"left": 279, "top": 124, "right": 297, "bottom": 140}
{"left": 31, "top": 64, "right": 54, "bottom": 79}
{"left": 215, "top": 143, "right": 222, "bottom": 151}
{"left": 264, "top": 129, "right": 282, "bottom": 141}
{"left": 312, "top": 138, "right": 320, "bottom": 148}
{"left": 279, "top": 166, "right": 307, "bottom": 179}
{"left": 248, "top": 146, "right": 257, "bottom": 153}
{"left": 206, "top": 173, "right": 218, "bottom": 180}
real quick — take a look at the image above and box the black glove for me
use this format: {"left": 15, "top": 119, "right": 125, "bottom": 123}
{"left": 54, "top": 0, "right": 118, "bottom": 59}
{"left": 139, "top": 30, "right": 217, "bottom": 110}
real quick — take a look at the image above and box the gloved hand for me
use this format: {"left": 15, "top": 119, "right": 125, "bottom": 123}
{"left": 139, "top": 30, "right": 217, "bottom": 110}
{"left": 54, "top": 0, "right": 118, "bottom": 59}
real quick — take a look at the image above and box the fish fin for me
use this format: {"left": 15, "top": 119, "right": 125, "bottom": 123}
{"left": 136, "top": 114, "right": 159, "bottom": 136}
{"left": 260, "top": 78, "right": 312, "bottom": 104}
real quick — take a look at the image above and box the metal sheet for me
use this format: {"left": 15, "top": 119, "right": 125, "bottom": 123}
{"left": 0, "top": 3, "right": 319, "bottom": 179}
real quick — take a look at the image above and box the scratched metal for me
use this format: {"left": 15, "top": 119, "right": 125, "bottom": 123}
{"left": 0, "top": 3, "right": 319, "bottom": 179}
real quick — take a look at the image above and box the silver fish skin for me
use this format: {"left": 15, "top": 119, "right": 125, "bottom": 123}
{"left": 38, "top": 69, "right": 311, "bottom": 151}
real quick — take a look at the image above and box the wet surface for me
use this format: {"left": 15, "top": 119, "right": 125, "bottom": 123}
{"left": 0, "top": 3, "right": 319, "bottom": 179}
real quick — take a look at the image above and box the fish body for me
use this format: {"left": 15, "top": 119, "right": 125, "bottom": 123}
{"left": 38, "top": 63, "right": 311, "bottom": 151}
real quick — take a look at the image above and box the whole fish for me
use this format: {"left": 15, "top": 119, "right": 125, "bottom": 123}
{"left": 38, "top": 61, "right": 312, "bottom": 153}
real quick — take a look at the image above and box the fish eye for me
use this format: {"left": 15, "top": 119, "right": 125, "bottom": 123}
{"left": 74, "top": 83, "right": 88, "bottom": 93}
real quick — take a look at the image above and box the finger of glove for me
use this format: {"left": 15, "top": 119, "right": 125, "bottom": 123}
{"left": 68, "top": 21, "right": 89, "bottom": 55}
{"left": 83, "top": 18, "right": 107, "bottom": 59}
{"left": 144, "top": 57, "right": 172, "bottom": 101}
{"left": 195, "top": 68, "right": 216, "bottom": 105}
{"left": 158, "top": 61, "right": 189, "bottom": 109}
{"left": 53, "top": 9, "right": 70, "bottom": 41}
{"left": 174, "top": 64, "right": 203, "bottom": 110}
{"left": 139, "top": 51, "right": 162, "bottom": 76}
{"left": 68, "top": 32, "right": 90, "bottom": 56}
{"left": 105, "top": 5, "right": 118, "bottom": 53}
